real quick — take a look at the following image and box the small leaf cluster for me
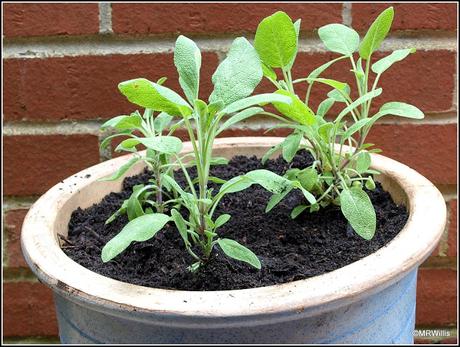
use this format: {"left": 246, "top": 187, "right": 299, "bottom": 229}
{"left": 253, "top": 8, "right": 424, "bottom": 239}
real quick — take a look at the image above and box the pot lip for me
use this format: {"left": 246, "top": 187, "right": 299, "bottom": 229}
{"left": 21, "top": 137, "right": 446, "bottom": 318}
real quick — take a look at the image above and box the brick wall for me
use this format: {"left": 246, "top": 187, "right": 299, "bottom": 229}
{"left": 3, "top": 3, "right": 457, "bottom": 344}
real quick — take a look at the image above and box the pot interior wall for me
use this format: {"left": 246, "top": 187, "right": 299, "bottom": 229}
{"left": 54, "top": 145, "right": 409, "bottom": 245}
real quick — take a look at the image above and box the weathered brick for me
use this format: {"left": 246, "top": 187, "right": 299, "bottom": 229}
{"left": 416, "top": 268, "right": 457, "bottom": 326}
{"left": 4, "top": 209, "right": 29, "bottom": 268}
{"left": 112, "top": 3, "right": 342, "bottom": 35}
{"left": 4, "top": 53, "right": 219, "bottom": 121}
{"left": 447, "top": 200, "right": 457, "bottom": 257}
{"left": 367, "top": 124, "right": 457, "bottom": 185}
{"left": 352, "top": 3, "right": 458, "bottom": 31}
{"left": 4, "top": 135, "right": 100, "bottom": 196}
{"left": 3, "top": 282, "right": 58, "bottom": 337}
{"left": 3, "top": 3, "right": 99, "bottom": 38}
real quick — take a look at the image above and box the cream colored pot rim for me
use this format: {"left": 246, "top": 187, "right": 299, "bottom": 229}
{"left": 21, "top": 137, "right": 446, "bottom": 318}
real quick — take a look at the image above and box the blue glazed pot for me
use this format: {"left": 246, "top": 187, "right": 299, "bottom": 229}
{"left": 21, "top": 138, "right": 446, "bottom": 344}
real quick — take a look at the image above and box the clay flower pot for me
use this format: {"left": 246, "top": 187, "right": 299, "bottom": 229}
{"left": 21, "top": 137, "right": 446, "bottom": 344}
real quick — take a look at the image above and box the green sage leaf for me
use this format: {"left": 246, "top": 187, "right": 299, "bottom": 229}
{"left": 118, "top": 78, "right": 192, "bottom": 116}
{"left": 372, "top": 48, "right": 416, "bottom": 75}
{"left": 318, "top": 23, "right": 360, "bottom": 56}
{"left": 254, "top": 11, "right": 297, "bottom": 68}
{"left": 359, "top": 7, "right": 394, "bottom": 60}
{"left": 217, "top": 238, "right": 261, "bottom": 269}
{"left": 101, "top": 213, "right": 170, "bottom": 262}
{"left": 209, "top": 37, "right": 263, "bottom": 106}
{"left": 174, "top": 35, "right": 201, "bottom": 104}
{"left": 340, "top": 187, "right": 376, "bottom": 240}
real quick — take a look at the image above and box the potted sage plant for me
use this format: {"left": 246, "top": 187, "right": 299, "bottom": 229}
{"left": 21, "top": 7, "right": 446, "bottom": 344}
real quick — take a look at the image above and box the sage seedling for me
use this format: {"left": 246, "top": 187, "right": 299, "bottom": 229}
{"left": 100, "top": 35, "right": 293, "bottom": 271}
{"left": 254, "top": 8, "right": 424, "bottom": 239}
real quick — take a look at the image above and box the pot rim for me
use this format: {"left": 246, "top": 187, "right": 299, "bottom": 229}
{"left": 21, "top": 137, "right": 446, "bottom": 318}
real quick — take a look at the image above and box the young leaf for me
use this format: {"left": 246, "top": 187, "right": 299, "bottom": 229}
{"left": 99, "top": 156, "right": 141, "bottom": 182}
{"left": 262, "top": 142, "right": 283, "bottom": 164}
{"left": 356, "top": 151, "right": 372, "bottom": 173}
{"left": 218, "top": 107, "right": 263, "bottom": 134}
{"left": 214, "top": 214, "right": 231, "bottom": 229}
{"left": 359, "top": 7, "right": 394, "bottom": 60}
{"left": 365, "top": 177, "right": 376, "bottom": 190}
{"left": 118, "top": 78, "right": 192, "bottom": 116}
{"left": 105, "top": 200, "right": 128, "bottom": 225}
{"left": 174, "top": 35, "right": 201, "bottom": 104}
{"left": 153, "top": 112, "right": 173, "bottom": 133}
{"left": 328, "top": 84, "right": 351, "bottom": 102}
{"left": 307, "top": 78, "right": 349, "bottom": 94}
{"left": 221, "top": 93, "right": 291, "bottom": 114}
{"left": 307, "top": 56, "right": 348, "bottom": 80}
{"left": 254, "top": 11, "right": 297, "bottom": 68}
{"left": 336, "top": 88, "right": 382, "bottom": 120}
{"left": 100, "top": 131, "right": 132, "bottom": 150}
{"left": 127, "top": 185, "right": 152, "bottom": 220}
{"left": 101, "top": 213, "right": 170, "bottom": 262}
{"left": 282, "top": 132, "right": 302, "bottom": 162}
{"left": 371, "top": 48, "right": 416, "bottom": 75}
{"left": 217, "top": 238, "right": 261, "bottom": 269}
{"left": 244, "top": 169, "right": 293, "bottom": 194}
{"left": 340, "top": 187, "right": 376, "bottom": 240}
{"left": 273, "top": 90, "right": 316, "bottom": 125}
{"left": 317, "top": 98, "right": 335, "bottom": 118}
{"left": 341, "top": 118, "right": 372, "bottom": 139}
{"left": 209, "top": 37, "right": 263, "bottom": 106}
{"left": 101, "top": 114, "right": 143, "bottom": 131}
{"left": 171, "top": 209, "right": 190, "bottom": 247}
{"left": 318, "top": 23, "right": 360, "bottom": 56}
{"left": 376, "top": 102, "right": 424, "bottom": 119}
{"left": 219, "top": 176, "right": 254, "bottom": 194}
{"left": 298, "top": 168, "right": 318, "bottom": 191}
{"left": 291, "top": 204, "right": 308, "bottom": 219}
{"left": 137, "top": 136, "right": 183, "bottom": 154}
{"left": 265, "top": 186, "right": 293, "bottom": 212}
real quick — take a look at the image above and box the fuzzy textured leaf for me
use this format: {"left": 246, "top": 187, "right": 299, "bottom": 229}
{"left": 359, "top": 7, "right": 394, "bottom": 60}
{"left": 118, "top": 78, "right": 192, "bottom": 116}
{"left": 174, "top": 35, "right": 201, "bottom": 104}
{"left": 372, "top": 48, "right": 416, "bottom": 75}
{"left": 209, "top": 37, "right": 263, "bottom": 106}
{"left": 254, "top": 11, "right": 297, "bottom": 68}
{"left": 273, "top": 90, "right": 316, "bottom": 125}
{"left": 340, "top": 187, "right": 376, "bottom": 240}
{"left": 217, "top": 238, "right": 261, "bottom": 269}
{"left": 101, "top": 214, "right": 170, "bottom": 262}
{"left": 318, "top": 23, "right": 360, "bottom": 56}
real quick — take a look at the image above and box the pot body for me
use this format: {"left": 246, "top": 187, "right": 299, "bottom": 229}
{"left": 54, "top": 268, "right": 417, "bottom": 344}
{"left": 21, "top": 137, "right": 446, "bottom": 345}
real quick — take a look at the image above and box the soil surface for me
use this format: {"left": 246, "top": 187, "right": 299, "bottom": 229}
{"left": 64, "top": 151, "right": 408, "bottom": 291}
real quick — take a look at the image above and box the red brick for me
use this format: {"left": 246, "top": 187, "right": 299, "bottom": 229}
{"left": 3, "top": 282, "right": 58, "bottom": 337}
{"left": 352, "top": 3, "right": 458, "bottom": 31}
{"left": 416, "top": 268, "right": 457, "bottom": 326}
{"left": 440, "top": 337, "right": 458, "bottom": 344}
{"left": 4, "top": 53, "right": 219, "bottom": 121}
{"left": 367, "top": 124, "right": 457, "bottom": 185}
{"left": 5, "top": 209, "right": 29, "bottom": 268}
{"left": 112, "top": 3, "right": 342, "bottom": 35}
{"left": 260, "top": 51, "right": 455, "bottom": 114}
{"left": 447, "top": 200, "right": 457, "bottom": 257}
{"left": 3, "top": 3, "right": 99, "bottom": 38}
{"left": 4, "top": 135, "right": 100, "bottom": 196}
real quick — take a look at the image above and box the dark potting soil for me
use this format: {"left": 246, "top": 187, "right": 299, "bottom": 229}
{"left": 64, "top": 151, "right": 408, "bottom": 291}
